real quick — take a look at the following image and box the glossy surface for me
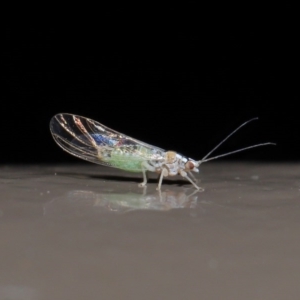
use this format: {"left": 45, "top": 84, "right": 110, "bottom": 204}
{"left": 1, "top": 163, "right": 300, "bottom": 300}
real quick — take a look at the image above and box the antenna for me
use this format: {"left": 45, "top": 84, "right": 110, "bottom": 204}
{"left": 199, "top": 143, "right": 275, "bottom": 164}
{"left": 198, "top": 118, "right": 275, "bottom": 164}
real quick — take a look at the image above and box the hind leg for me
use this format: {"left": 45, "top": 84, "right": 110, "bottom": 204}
{"left": 138, "top": 161, "right": 156, "bottom": 188}
{"left": 138, "top": 168, "right": 148, "bottom": 187}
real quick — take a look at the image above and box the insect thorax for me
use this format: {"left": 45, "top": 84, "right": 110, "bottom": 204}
{"left": 153, "top": 151, "right": 187, "bottom": 176}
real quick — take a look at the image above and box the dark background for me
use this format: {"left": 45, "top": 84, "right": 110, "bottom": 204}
{"left": 1, "top": 10, "right": 299, "bottom": 164}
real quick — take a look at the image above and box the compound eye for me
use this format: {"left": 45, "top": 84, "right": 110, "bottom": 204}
{"left": 186, "top": 161, "right": 194, "bottom": 170}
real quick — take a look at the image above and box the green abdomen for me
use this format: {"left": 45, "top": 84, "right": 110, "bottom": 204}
{"left": 108, "top": 146, "right": 151, "bottom": 172}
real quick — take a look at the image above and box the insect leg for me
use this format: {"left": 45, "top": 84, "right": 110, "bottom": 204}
{"left": 138, "top": 161, "right": 156, "bottom": 188}
{"left": 188, "top": 171, "right": 198, "bottom": 183}
{"left": 138, "top": 168, "right": 148, "bottom": 188}
{"left": 179, "top": 170, "right": 204, "bottom": 191}
{"left": 156, "top": 168, "right": 168, "bottom": 191}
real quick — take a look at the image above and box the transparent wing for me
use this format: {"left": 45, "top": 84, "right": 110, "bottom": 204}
{"left": 50, "top": 113, "right": 165, "bottom": 167}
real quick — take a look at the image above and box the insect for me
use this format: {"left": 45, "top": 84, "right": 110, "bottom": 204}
{"left": 50, "top": 113, "right": 274, "bottom": 190}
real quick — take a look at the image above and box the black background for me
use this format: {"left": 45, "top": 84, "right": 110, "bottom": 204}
{"left": 1, "top": 9, "right": 299, "bottom": 164}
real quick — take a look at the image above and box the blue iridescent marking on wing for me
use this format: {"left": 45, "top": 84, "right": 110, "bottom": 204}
{"left": 71, "top": 134, "right": 117, "bottom": 147}
{"left": 90, "top": 134, "right": 117, "bottom": 146}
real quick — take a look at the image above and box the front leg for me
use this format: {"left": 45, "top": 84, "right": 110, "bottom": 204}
{"left": 179, "top": 170, "right": 204, "bottom": 191}
{"left": 188, "top": 171, "right": 198, "bottom": 183}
